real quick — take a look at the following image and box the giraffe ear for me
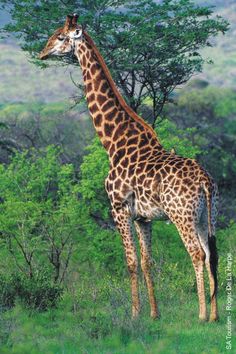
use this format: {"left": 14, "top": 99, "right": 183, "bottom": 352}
{"left": 72, "top": 13, "right": 79, "bottom": 26}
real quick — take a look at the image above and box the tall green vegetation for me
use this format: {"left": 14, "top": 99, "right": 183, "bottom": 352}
{"left": 0, "top": 147, "right": 79, "bottom": 309}
{"left": 0, "top": 118, "right": 201, "bottom": 302}
{"left": 0, "top": 140, "right": 235, "bottom": 352}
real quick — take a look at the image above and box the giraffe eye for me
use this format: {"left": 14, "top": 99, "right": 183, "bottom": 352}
{"left": 57, "top": 35, "right": 65, "bottom": 41}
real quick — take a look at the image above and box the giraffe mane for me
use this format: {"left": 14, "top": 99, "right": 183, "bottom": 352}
{"left": 83, "top": 32, "right": 160, "bottom": 143}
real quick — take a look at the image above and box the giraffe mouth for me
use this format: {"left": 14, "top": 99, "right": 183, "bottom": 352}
{"left": 39, "top": 49, "right": 52, "bottom": 60}
{"left": 39, "top": 53, "right": 49, "bottom": 60}
{"left": 39, "top": 49, "right": 59, "bottom": 60}
{"left": 39, "top": 50, "right": 73, "bottom": 60}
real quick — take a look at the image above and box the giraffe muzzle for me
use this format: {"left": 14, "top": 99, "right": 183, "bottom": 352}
{"left": 39, "top": 51, "right": 49, "bottom": 60}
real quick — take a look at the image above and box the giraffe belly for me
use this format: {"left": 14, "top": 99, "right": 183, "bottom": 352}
{"left": 133, "top": 198, "right": 167, "bottom": 221}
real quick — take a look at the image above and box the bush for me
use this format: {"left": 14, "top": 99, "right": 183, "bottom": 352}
{"left": 0, "top": 273, "right": 63, "bottom": 311}
{"left": 13, "top": 273, "right": 63, "bottom": 311}
{"left": 0, "top": 274, "right": 16, "bottom": 309}
{"left": 0, "top": 146, "right": 79, "bottom": 309}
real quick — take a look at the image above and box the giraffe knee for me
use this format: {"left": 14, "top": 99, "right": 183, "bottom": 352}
{"left": 127, "top": 257, "right": 138, "bottom": 274}
{"left": 192, "top": 247, "right": 206, "bottom": 264}
{"left": 141, "top": 256, "right": 151, "bottom": 272}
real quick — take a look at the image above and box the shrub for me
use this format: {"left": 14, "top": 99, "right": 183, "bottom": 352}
{"left": 0, "top": 273, "right": 63, "bottom": 311}
{"left": 0, "top": 146, "right": 79, "bottom": 309}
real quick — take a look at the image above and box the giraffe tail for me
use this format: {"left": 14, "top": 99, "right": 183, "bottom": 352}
{"left": 201, "top": 179, "right": 218, "bottom": 298}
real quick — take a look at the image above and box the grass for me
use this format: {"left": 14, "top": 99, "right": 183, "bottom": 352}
{"left": 0, "top": 274, "right": 234, "bottom": 354}
{"left": 0, "top": 221, "right": 235, "bottom": 354}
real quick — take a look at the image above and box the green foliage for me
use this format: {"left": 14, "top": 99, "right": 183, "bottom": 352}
{"left": 0, "top": 272, "right": 63, "bottom": 311}
{"left": 157, "top": 119, "right": 200, "bottom": 158}
{"left": 177, "top": 86, "right": 236, "bottom": 120}
{"left": 77, "top": 138, "right": 123, "bottom": 272}
{"left": 217, "top": 221, "right": 236, "bottom": 288}
{"left": 0, "top": 146, "right": 79, "bottom": 309}
{"left": 0, "top": 0, "right": 228, "bottom": 120}
{"left": 0, "top": 274, "right": 16, "bottom": 308}
{"left": 79, "top": 138, "right": 109, "bottom": 207}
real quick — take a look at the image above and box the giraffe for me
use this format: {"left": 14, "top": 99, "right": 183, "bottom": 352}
{"left": 39, "top": 14, "right": 219, "bottom": 321}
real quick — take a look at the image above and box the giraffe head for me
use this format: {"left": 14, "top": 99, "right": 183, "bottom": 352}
{"left": 39, "top": 14, "right": 83, "bottom": 60}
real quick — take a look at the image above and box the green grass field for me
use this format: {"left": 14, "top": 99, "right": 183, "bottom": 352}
{"left": 0, "top": 276, "right": 234, "bottom": 354}
{"left": 0, "top": 219, "right": 235, "bottom": 354}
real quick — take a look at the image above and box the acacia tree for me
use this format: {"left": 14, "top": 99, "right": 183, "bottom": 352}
{"left": 0, "top": 0, "right": 228, "bottom": 126}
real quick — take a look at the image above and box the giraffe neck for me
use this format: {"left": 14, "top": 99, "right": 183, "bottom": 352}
{"left": 75, "top": 32, "right": 163, "bottom": 165}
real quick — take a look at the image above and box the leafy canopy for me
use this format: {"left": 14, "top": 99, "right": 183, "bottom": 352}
{"left": 0, "top": 0, "right": 228, "bottom": 125}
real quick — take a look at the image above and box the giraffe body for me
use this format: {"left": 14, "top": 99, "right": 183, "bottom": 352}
{"left": 39, "top": 15, "right": 219, "bottom": 321}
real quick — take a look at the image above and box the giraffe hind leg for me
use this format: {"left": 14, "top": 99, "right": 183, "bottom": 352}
{"left": 196, "top": 210, "right": 218, "bottom": 321}
{"left": 176, "top": 224, "right": 207, "bottom": 321}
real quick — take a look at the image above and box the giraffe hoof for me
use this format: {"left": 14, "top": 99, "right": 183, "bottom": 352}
{"left": 151, "top": 312, "right": 160, "bottom": 320}
{"left": 132, "top": 309, "right": 140, "bottom": 319}
{"left": 209, "top": 315, "right": 219, "bottom": 322}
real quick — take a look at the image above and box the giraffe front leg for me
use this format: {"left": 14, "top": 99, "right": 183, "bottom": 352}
{"left": 112, "top": 207, "right": 140, "bottom": 318}
{"left": 134, "top": 220, "right": 158, "bottom": 319}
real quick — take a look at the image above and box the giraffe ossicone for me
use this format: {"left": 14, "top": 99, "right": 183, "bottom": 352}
{"left": 39, "top": 14, "right": 219, "bottom": 321}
